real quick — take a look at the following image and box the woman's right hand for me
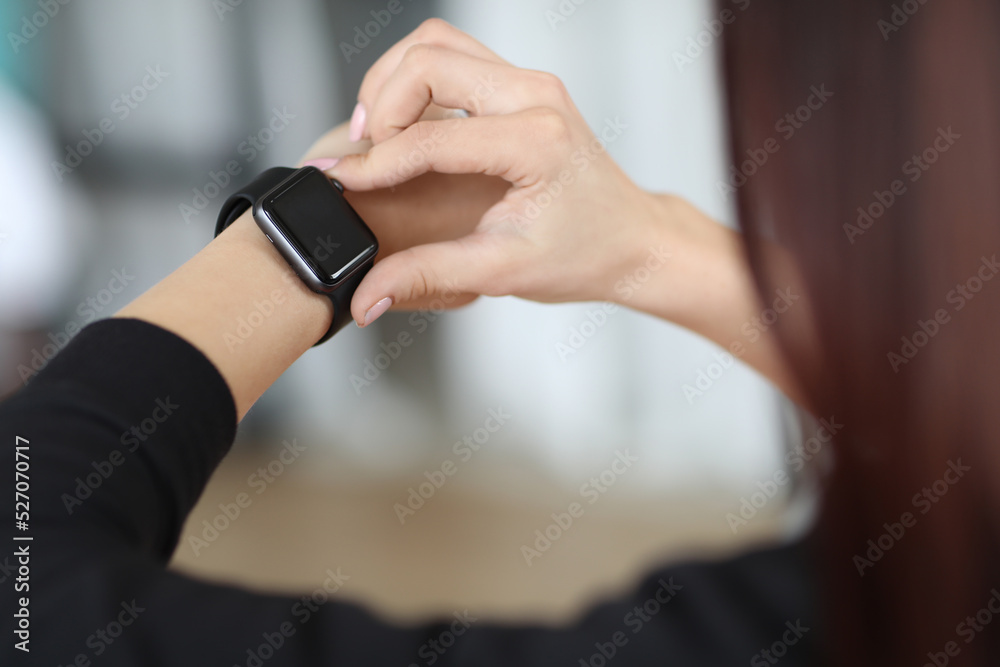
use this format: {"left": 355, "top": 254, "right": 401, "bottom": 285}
{"left": 320, "top": 19, "right": 682, "bottom": 326}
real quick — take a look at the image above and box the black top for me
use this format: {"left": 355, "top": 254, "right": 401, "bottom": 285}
{"left": 0, "top": 318, "right": 824, "bottom": 666}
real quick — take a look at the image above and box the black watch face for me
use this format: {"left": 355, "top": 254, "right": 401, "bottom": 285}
{"left": 264, "top": 168, "right": 377, "bottom": 285}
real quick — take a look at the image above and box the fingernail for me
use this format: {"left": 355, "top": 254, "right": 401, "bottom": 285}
{"left": 348, "top": 102, "right": 367, "bottom": 143}
{"left": 302, "top": 157, "right": 340, "bottom": 172}
{"left": 362, "top": 297, "right": 392, "bottom": 327}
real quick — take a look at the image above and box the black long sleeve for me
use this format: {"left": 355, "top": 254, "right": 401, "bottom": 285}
{"left": 1, "top": 318, "right": 824, "bottom": 666}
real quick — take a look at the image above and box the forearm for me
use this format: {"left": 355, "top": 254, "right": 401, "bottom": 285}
{"left": 115, "top": 211, "right": 332, "bottom": 421}
{"left": 610, "top": 194, "right": 805, "bottom": 406}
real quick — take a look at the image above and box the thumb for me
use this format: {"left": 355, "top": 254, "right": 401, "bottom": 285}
{"left": 351, "top": 237, "right": 504, "bottom": 326}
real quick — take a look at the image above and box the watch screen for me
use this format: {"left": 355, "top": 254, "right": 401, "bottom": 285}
{"left": 267, "top": 169, "right": 377, "bottom": 283}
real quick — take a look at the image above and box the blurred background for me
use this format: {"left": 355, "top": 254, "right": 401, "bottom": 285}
{"left": 0, "top": 0, "right": 812, "bottom": 621}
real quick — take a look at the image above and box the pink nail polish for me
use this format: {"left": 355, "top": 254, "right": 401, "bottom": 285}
{"left": 348, "top": 103, "right": 367, "bottom": 143}
{"left": 362, "top": 297, "right": 392, "bottom": 327}
{"left": 302, "top": 157, "right": 340, "bottom": 171}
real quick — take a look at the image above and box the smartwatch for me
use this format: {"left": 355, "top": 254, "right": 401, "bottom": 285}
{"left": 214, "top": 166, "right": 379, "bottom": 345}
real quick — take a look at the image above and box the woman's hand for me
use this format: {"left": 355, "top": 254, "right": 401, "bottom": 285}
{"left": 313, "top": 19, "right": 671, "bottom": 326}
{"left": 299, "top": 116, "right": 510, "bottom": 277}
{"left": 304, "top": 19, "right": 804, "bottom": 404}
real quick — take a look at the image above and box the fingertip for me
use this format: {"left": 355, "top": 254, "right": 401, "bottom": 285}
{"left": 352, "top": 272, "right": 389, "bottom": 325}
{"left": 360, "top": 297, "right": 393, "bottom": 327}
{"left": 301, "top": 157, "right": 340, "bottom": 172}
{"left": 323, "top": 152, "right": 365, "bottom": 190}
{"left": 348, "top": 102, "right": 367, "bottom": 143}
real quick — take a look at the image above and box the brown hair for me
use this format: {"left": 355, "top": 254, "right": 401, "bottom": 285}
{"left": 721, "top": 1, "right": 1000, "bottom": 664}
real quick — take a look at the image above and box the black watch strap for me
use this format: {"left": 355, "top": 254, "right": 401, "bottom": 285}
{"left": 319, "top": 258, "right": 367, "bottom": 344}
{"left": 214, "top": 167, "right": 296, "bottom": 237}
{"left": 214, "top": 166, "right": 365, "bottom": 346}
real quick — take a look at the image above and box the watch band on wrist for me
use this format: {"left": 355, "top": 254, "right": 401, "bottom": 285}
{"left": 215, "top": 167, "right": 296, "bottom": 237}
{"left": 214, "top": 166, "right": 376, "bottom": 346}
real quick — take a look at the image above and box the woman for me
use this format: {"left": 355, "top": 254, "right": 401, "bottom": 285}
{"left": 3, "top": 2, "right": 998, "bottom": 665}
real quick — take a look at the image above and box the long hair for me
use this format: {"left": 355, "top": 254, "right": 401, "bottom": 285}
{"left": 721, "top": 1, "right": 1000, "bottom": 664}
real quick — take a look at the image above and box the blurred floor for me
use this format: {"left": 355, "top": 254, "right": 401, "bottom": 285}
{"left": 171, "top": 443, "right": 791, "bottom": 624}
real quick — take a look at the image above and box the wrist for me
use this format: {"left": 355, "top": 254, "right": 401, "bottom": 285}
{"left": 605, "top": 192, "right": 755, "bottom": 338}
{"left": 604, "top": 193, "right": 806, "bottom": 404}
{"left": 117, "top": 210, "right": 333, "bottom": 419}
{"left": 221, "top": 210, "right": 336, "bottom": 336}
